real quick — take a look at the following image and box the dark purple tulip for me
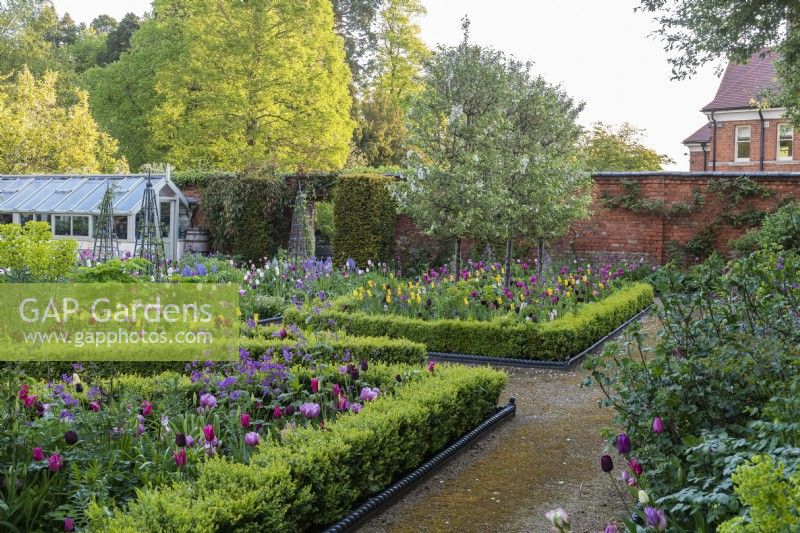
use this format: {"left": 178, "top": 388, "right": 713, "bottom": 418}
{"left": 600, "top": 454, "right": 614, "bottom": 472}
{"left": 360, "top": 359, "right": 368, "bottom": 372}
{"left": 395, "top": 374, "right": 402, "bottom": 382}
{"left": 175, "top": 433, "right": 187, "bottom": 447}
{"left": 74, "top": 383, "right": 83, "bottom": 393}
{"left": 285, "top": 405, "right": 295, "bottom": 416}
{"left": 64, "top": 431, "right": 78, "bottom": 445}
{"left": 615, "top": 433, "right": 631, "bottom": 454}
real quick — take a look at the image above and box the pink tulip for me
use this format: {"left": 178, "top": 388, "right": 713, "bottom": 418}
{"left": 173, "top": 448, "right": 187, "bottom": 469}
{"left": 240, "top": 412, "right": 250, "bottom": 428}
{"left": 32, "top": 447, "right": 44, "bottom": 461}
{"left": 652, "top": 417, "right": 665, "bottom": 434}
{"left": 311, "top": 378, "right": 319, "bottom": 394}
{"left": 48, "top": 453, "right": 63, "bottom": 472}
{"left": 203, "top": 424, "right": 215, "bottom": 442}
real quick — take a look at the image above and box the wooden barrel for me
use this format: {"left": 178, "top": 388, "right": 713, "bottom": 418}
{"left": 185, "top": 228, "right": 210, "bottom": 253}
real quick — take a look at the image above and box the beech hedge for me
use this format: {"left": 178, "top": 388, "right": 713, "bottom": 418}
{"left": 285, "top": 282, "right": 654, "bottom": 360}
{"left": 88, "top": 364, "right": 507, "bottom": 531}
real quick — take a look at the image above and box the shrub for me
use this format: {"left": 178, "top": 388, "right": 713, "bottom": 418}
{"left": 583, "top": 251, "right": 800, "bottom": 529}
{"left": 240, "top": 293, "right": 286, "bottom": 319}
{"left": 0, "top": 222, "right": 77, "bottom": 281}
{"left": 287, "top": 282, "right": 653, "bottom": 360}
{"left": 89, "top": 364, "right": 506, "bottom": 531}
{"left": 733, "top": 200, "right": 800, "bottom": 253}
{"left": 71, "top": 258, "right": 151, "bottom": 282}
{"left": 332, "top": 174, "right": 397, "bottom": 266}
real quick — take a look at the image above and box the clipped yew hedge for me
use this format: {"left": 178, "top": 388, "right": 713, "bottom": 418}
{"left": 88, "top": 364, "right": 507, "bottom": 531}
{"left": 332, "top": 173, "right": 397, "bottom": 266}
{"left": 286, "top": 282, "right": 655, "bottom": 361}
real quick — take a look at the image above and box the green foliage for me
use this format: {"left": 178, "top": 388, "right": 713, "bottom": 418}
{"left": 332, "top": 173, "right": 397, "bottom": 265}
{"left": 171, "top": 169, "right": 237, "bottom": 189}
{"left": 201, "top": 171, "right": 291, "bottom": 262}
{"left": 240, "top": 293, "right": 287, "bottom": 320}
{"left": 718, "top": 457, "right": 800, "bottom": 532}
{"left": 99, "top": 13, "right": 139, "bottom": 65}
{"left": 90, "top": 364, "right": 506, "bottom": 531}
{"left": 734, "top": 200, "right": 800, "bottom": 253}
{"left": 584, "top": 122, "right": 673, "bottom": 171}
{"left": 601, "top": 178, "right": 701, "bottom": 217}
{"left": 0, "top": 221, "right": 77, "bottom": 281}
{"left": 314, "top": 201, "right": 335, "bottom": 241}
{"left": 0, "top": 68, "right": 127, "bottom": 173}
{"left": 288, "top": 282, "right": 654, "bottom": 360}
{"left": 71, "top": 258, "right": 151, "bottom": 283}
{"left": 583, "top": 251, "right": 800, "bottom": 529}
{"left": 149, "top": 0, "right": 354, "bottom": 171}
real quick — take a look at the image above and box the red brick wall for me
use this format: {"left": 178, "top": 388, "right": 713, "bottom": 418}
{"left": 692, "top": 119, "right": 800, "bottom": 172}
{"left": 570, "top": 172, "right": 800, "bottom": 264}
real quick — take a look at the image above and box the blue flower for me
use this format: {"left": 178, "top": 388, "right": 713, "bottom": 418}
{"left": 181, "top": 265, "right": 192, "bottom": 277}
{"left": 196, "top": 263, "right": 208, "bottom": 276}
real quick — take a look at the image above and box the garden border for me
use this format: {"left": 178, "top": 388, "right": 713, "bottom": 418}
{"left": 427, "top": 304, "right": 652, "bottom": 369}
{"left": 323, "top": 398, "right": 517, "bottom": 533}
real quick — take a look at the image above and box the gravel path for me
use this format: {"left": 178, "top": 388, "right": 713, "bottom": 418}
{"left": 360, "top": 315, "right": 660, "bottom": 533}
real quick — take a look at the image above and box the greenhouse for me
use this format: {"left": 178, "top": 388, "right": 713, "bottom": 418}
{"left": 0, "top": 171, "right": 192, "bottom": 260}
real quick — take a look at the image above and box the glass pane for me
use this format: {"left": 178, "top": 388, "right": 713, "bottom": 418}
{"left": 737, "top": 127, "right": 751, "bottom": 141}
{"left": 54, "top": 215, "right": 71, "bottom": 236}
{"left": 114, "top": 216, "right": 128, "bottom": 240}
{"left": 0, "top": 213, "right": 12, "bottom": 224}
{"left": 780, "top": 124, "right": 793, "bottom": 140}
{"left": 737, "top": 141, "right": 750, "bottom": 160}
{"left": 780, "top": 140, "right": 793, "bottom": 159}
{"left": 20, "top": 213, "right": 33, "bottom": 225}
{"left": 72, "top": 216, "right": 89, "bottom": 237}
{"left": 161, "top": 202, "right": 171, "bottom": 238}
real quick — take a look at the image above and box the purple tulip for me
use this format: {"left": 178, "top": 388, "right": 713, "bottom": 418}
{"left": 48, "top": 453, "right": 63, "bottom": 472}
{"left": 350, "top": 403, "right": 362, "bottom": 413}
{"left": 273, "top": 406, "right": 283, "bottom": 418}
{"left": 427, "top": 360, "right": 436, "bottom": 372}
{"left": 310, "top": 378, "right": 319, "bottom": 394}
{"left": 359, "top": 387, "right": 379, "bottom": 402}
{"left": 244, "top": 431, "right": 260, "bottom": 447}
{"left": 64, "top": 430, "right": 78, "bottom": 445}
{"left": 604, "top": 524, "right": 618, "bottom": 533}
{"left": 199, "top": 393, "right": 217, "bottom": 409}
{"left": 90, "top": 401, "right": 100, "bottom": 412}
{"left": 615, "top": 433, "right": 631, "bottom": 454}
{"left": 32, "top": 447, "right": 44, "bottom": 461}
{"left": 644, "top": 507, "right": 667, "bottom": 531}
{"left": 185, "top": 435, "right": 195, "bottom": 447}
{"left": 652, "top": 417, "right": 665, "bottom": 434}
{"left": 240, "top": 412, "right": 251, "bottom": 428}
{"left": 299, "top": 402, "right": 321, "bottom": 418}
{"left": 173, "top": 448, "right": 186, "bottom": 468}
{"left": 629, "top": 457, "right": 643, "bottom": 476}
{"left": 203, "top": 424, "right": 215, "bottom": 442}
{"left": 64, "top": 517, "right": 75, "bottom": 531}
{"left": 600, "top": 454, "right": 614, "bottom": 472}
{"left": 141, "top": 400, "right": 153, "bottom": 416}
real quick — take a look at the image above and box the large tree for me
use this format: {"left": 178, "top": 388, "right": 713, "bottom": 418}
{"left": 150, "top": 0, "right": 354, "bottom": 170}
{"left": 392, "top": 21, "right": 511, "bottom": 275}
{"left": 583, "top": 122, "right": 673, "bottom": 172}
{"left": 332, "top": 0, "right": 385, "bottom": 90}
{"left": 0, "top": 67, "right": 127, "bottom": 173}
{"left": 356, "top": 0, "right": 428, "bottom": 166}
{"left": 638, "top": 1, "right": 800, "bottom": 121}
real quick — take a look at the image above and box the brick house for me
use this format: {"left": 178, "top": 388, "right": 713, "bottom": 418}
{"left": 683, "top": 50, "right": 800, "bottom": 172}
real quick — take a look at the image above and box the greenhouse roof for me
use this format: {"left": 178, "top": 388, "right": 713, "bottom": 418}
{"left": 0, "top": 174, "right": 187, "bottom": 215}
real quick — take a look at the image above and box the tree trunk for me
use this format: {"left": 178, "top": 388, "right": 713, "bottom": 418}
{"left": 453, "top": 237, "right": 461, "bottom": 281}
{"left": 504, "top": 233, "right": 513, "bottom": 289}
{"left": 537, "top": 239, "right": 544, "bottom": 276}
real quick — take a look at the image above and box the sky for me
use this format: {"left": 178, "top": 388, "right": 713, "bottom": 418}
{"left": 52, "top": 0, "right": 725, "bottom": 170}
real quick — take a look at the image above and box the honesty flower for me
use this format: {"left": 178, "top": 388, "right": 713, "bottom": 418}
{"left": 644, "top": 507, "right": 667, "bottom": 531}
{"left": 48, "top": 453, "right": 63, "bottom": 472}
{"left": 615, "top": 433, "right": 631, "bottom": 454}
{"left": 244, "top": 431, "right": 260, "bottom": 447}
{"left": 652, "top": 417, "right": 665, "bottom": 434}
{"left": 32, "top": 447, "right": 44, "bottom": 461}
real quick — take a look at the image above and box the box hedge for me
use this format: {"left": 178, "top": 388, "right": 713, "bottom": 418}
{"left": 88, "top": 364, "right": 507, "bottom": 531}
{"left": 285, "top": 282, "right": 654, "bottom": 361}
{"left": 332, "top": 173, "right": 397, "bottom": 266}
{"left": 6, "top": 331, "right": 426, "bottom": 380}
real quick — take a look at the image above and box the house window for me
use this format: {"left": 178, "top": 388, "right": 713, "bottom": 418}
{"left": 54, "top": 215, "right": 89, "bottom": 237}
{"left": 20, "top": 213, "right": 49, "bottom": 226}
{"left": 0, "top": 213, "right": 12, "bottom": 224}
{"left": 778, "top": 123, "right": 794, "bottom": 160}
{"left": 735, "top": 126, "right": 751, "bottom": 161}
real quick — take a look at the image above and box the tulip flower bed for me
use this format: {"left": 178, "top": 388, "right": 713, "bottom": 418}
{"left": 287, "top": 282, "right": 654, "bottom": 361}
{"left": 0, "top": 350, "right": 505, "bottom": 531}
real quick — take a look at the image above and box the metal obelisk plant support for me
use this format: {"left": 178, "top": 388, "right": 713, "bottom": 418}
{"left": 134, "top": 173, "right": 166, "bottom": 280}
{"left": 92, "top": 182, "right": 119, "bottom": 262}
{"left": 288, "top": 187, "right": 311, "bottom": 262}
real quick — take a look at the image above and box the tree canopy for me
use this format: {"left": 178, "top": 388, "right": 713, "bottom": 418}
{"left": 583, "top": 122, "right": 673, "bottom": 172}
{"left": 0, "top": 67, "right": 127, "bottom": 173}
